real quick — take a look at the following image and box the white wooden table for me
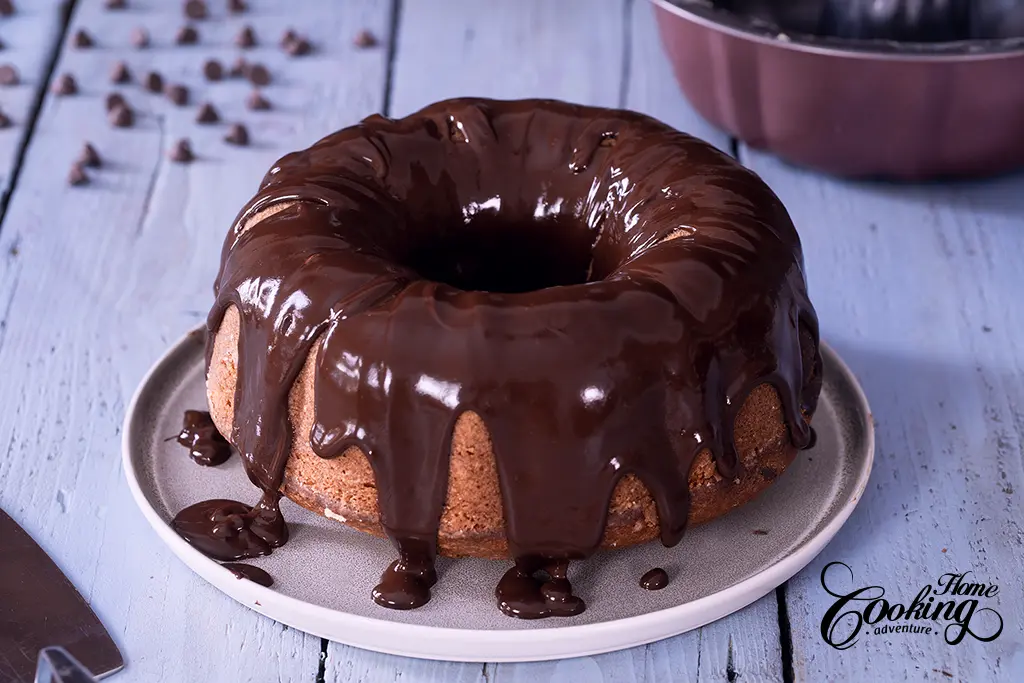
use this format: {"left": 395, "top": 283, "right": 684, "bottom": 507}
{"left": 1, "top": 1, "right": 1022, "bottom": 681}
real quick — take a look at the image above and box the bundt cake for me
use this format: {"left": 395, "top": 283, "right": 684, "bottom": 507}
{"left": 175, "top": 98, "right": 823, "bottom": 618}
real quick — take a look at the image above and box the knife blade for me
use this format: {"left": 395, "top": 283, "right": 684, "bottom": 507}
{"left": 0, "top": 508, "right": 123, "bottom": 682}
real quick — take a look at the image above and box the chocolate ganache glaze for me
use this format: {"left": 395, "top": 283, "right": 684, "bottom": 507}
{"left": 179, "top": 98, "right": 822, "bottom": 617}
{"left": 177, "top": 410, "right": 232, "bottom": 466}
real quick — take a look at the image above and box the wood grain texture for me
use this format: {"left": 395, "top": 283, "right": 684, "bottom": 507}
{"left": 321, "top": 2, "right": 783, "bottom": 681}
{"left": 0, "top": 0, "right": 69, "bottom": 210}
{"left": 739, "top": 148, "right": 1024, "bottom": 681}
{"left": 0, "top": 0, "right": 391, "bottom": 680}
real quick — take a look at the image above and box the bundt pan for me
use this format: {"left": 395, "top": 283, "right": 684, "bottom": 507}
{"left": 651, "top": 0, "right": 1024, "bottom": 178}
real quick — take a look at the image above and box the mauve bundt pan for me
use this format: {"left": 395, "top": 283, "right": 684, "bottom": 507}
{"left": 651, "top": 0, "right": 1024, "bottom": 178}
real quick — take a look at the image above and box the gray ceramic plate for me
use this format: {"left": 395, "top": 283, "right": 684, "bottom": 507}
{"left": 122, "top": 327, "right": 873, "bottom": 661}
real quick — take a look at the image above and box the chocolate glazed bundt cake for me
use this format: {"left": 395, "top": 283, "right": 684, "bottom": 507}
{"left": 175, "top": 98, "right": 823, "bottom": 619}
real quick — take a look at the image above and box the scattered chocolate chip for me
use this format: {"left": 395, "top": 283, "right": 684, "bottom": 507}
{"left": 235, "top": 25, "right": 256, "bottom": 48}
{"left": 285, "top": 37, "right": 311, "bottom": 56}
{"left": 110, "top": 61, "right": 131, "bottom": 84}
{"left": 247, "top": 63, "right": 269, "bottom": 86}
{"left": 53, "top": 73, "right": 78, "bottom": 96}
{"left": 195, "top": 101, "right": 219, "bottom": 123}
{"left": 228, "top": 57, "right": 247, "bottom": 78}
{"left": 0, "top": 0, "right": 13, "bottom": 18}
{"left": 166, "top": 83, "right": 189, "bottom": 106}
{"left": 175, "top": 25, "right": 199, "bottom": 45}
{"left": 353, "top": 29, "right": 378, "bottom": 48}
{"left": 105, "top": 0, "right": 126, "bottom": 8}
{"left": 68, "top": 163, "right": 89, "bottom": 186}
{"left": 144, "top": 71, "right": 163, "bottom": 93}
{"left": 169, "top": 138, "right": 194, "bottom": 163}
{"left": 752, "top": 529, "right": 770, "bottom": 536}
{"left": 78, "top": 143, "right": 101, "bottom": 168}
{"left": 227, "top": 0, "right": 246, "bottom": 13}
{"left": 203, "top": 59, "right": 223, "bottom": 81}
{"left": 73, "top": 29, "right": 94, "bottom": 49}
{"left": 183, "top": 0, "right": 206, "bottom": 20}
{"left": 224, "top": 123, "right": 249, "bottom": 146}
{"left": 280, "top": 29, "right": 297, "bottom": 48}
{"left": 131, "top": 27, "right": 150, "bottom": 49}
{"left": 109, "top": 104, "right": 134, "bottom": 128}
{"left": 245, "top": 89, "right": 269, "bottom": 111}
{"left": 0, "top": 64, "right": 19, "bottom": 86}
{"left": 0, "top": 110, "right": 11, "bottom": 128}
{"left": 105, "top": 92, "right": 126, "bottom": 112}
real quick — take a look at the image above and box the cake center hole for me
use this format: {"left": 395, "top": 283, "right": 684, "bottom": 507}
{"left": 398, "top": 212, "right": 595, "bottom": 294}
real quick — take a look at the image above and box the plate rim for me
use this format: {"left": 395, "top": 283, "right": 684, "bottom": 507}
{"left": 121, "top": 325, "right": 874, "bottom": 662}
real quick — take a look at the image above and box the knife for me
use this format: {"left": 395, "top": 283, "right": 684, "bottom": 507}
{"left": 0, "top": 508, "right": 123, "bottom": 682}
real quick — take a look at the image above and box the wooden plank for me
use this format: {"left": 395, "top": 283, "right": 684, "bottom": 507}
{"left": 0, "top": 0, "right": 392, "bottom": 680}
{"left": 0, "top": 0, "right": 69, "bottom": 211}
{"left": 739, "top": 147, "right": 1024, "bottom": 681}
{"left": 322, "top": 1, "right": 783, "bottom": 681}
{"left": 388, "top": 0, "right": 626, "bottom": 115}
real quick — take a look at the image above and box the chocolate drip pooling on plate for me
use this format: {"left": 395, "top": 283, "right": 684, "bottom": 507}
{"left": 223, "top": 562, "right": 274, "bottom": 587}
{"left": 177, "top": 410, "right": 233, "bottom": 466}
{"left": 184, "top": 98, "right": 820, "bottom": 617}
{"left": 640, "top": 567, "right": 669, "bottom": 591}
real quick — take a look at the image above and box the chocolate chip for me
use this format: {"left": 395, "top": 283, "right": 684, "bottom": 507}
{"left": 166, "top": 83, "right": 189, "bottom": 106}
{"left": 353, "top": 29, "right": 378, "bottom": 48}
{"left": 109, "top": 104, "right": 134, "bottom": 128}
{"left": 0, "top": 64, "right": 19, "bottom": 86}
{"left": 144, "top": 71, "right": 163, "bottom": 93}
{"left": 105, "top": 0, "right": 126, "bottom": 8}
{"left": 285, "top": 37, "right": 311, "bottom": 56}
{"left": 131, "top": 27, "right": 150, "bottom": 49}
{"left": 53, "top": 73, "right": 78, "bottom": 96}
{"left": 110, "top": 61, "right": 131, "bottom": 84}
{"left": 227, "top": 0, "right": 246, "bottom": 13}
{"left": 78, "top": 143, "right": 101, "bottom": 168}
{"left": 203, "top": 59, "right": 223, "bottom": 82}
{"left": 280, "top": 29, "right": 297, "bottom": 48}
{"left": 0, "top": 110, "right": 11, "bottom": 128}
{"left": 73, "top": 29, "right": 94, "bottom": 49}
{"left": 105, "top": 92, "right": 126, "bottom": 112}
{"left": 169, "top": 138, "right": 194, "bottom": 163}
{"left": 228, "top": 57, "right": 247, "bottom": 78}
{"left": 224, "top": 123, "right": 249, "bottom": 146}
{"left": 235, "top": 25, "right": 256, "bottom": 48}
{"left": 183, "top": 0, "right": 206, "bottom": 20}
{"left": 175, "top": 25, "right": 199, "bottom": 45}
{"left": 195, "top": 102, "right": 219, "bottom": 124}
{"left": 0, "top": 0, "right": 14, "bottom": 18}
{"left": 245, "top": 90, "right": 269, "bottom": 111}
{"left": 68, "top": 163, "right": 89, "bottom": 186}
{"left": 247, "top": 63, "right": 269, "bottom": 86}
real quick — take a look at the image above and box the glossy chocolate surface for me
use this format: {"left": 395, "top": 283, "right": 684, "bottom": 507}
{"left": 177, "top": 409, "right": 232, "bottom": 466}
{"left": 223, "top": 562, "right": 274, "bottom": 587}
{"left": 640, "top": 567, "right": 670, "bottom": 590}
{"left": 187, "top": 98, "right": 819, "bottom": 617}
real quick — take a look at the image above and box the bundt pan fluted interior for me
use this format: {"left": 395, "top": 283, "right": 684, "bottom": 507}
{"left": 651, "top": 0, "right": 1024, "bottom": 179}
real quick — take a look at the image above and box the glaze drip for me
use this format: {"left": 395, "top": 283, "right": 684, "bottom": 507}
{"left": 196, "top": 98, "right": 821, "bottom": 617}
{"left": 496, "top": 558, "right": 586, "bottom": 619}
{"left": 177, "top": 410, "right": 232, "bottom": 466}
{"left": 640, "top": 567, "right": 669, "bottom": 591}
{"left": 223, "top": 562, "right": 274, "bottom": 587}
